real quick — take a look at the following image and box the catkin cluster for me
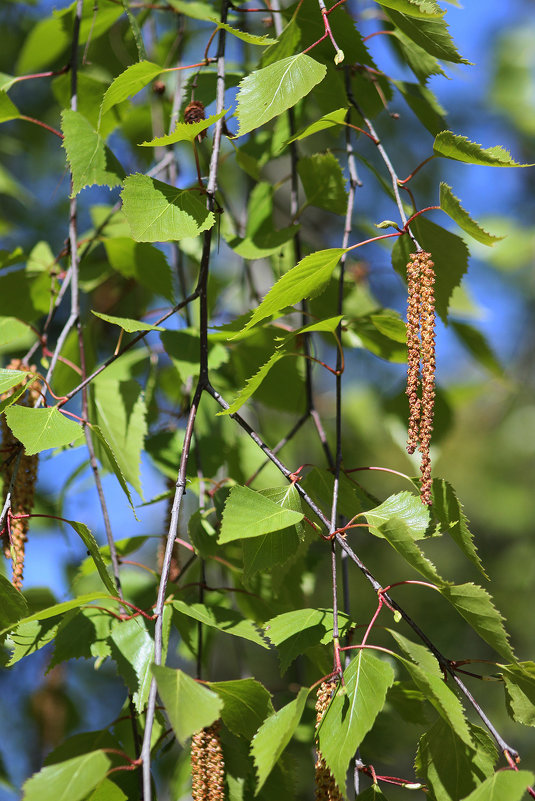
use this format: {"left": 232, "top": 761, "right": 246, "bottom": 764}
{"left": 405, "top": 251, "right": 436, "bottom": 505}
{"left": 1, "top": 359, "right": 42, "bottom": 590}
{"left": 190, "top": 720, "right": 225, "bottom": 801}
{"left": 315, "top": 682, "right": 343, "bottom": 801}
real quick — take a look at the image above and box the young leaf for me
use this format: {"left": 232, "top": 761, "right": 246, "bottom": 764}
{"left": 7, "top": 617, "right": 59, "bottom": 665}
{"left": 415, "top": 719, "right": 497, "bottom": 801}
{"left": 434, "top": 131, "right": 534, "bottom": 166}
{"left": 251, "top": 687, "right": 309, "bottom": 793}
{"left": 284, "top": 108, "right": 348, "bottom": 147}
{"left": 90, "top": 311, "right": 164, "bottom": 333}
{"left": 460, "top": 771, "right": 535, "bottom": 801}
{"left": 213, "top": 21, "right": 277, "bottom": 46}
{"left": 0, "top": 573, "right": 28, "bottom": 629}
{"left": 439, "top": 583, "right": 515, "bottom": 662}
{"left": 21, "top": 751, "right": 111, "bottom": 801}
{"left": 99, "top": 61, "right": 163, "bottom": 123}
{"left": 208, "top": 679, "right": 273, "bottom": 739}
{"left": 500, "top": 662, "right": 535, "bottom": 726}
{"left": 363, "top": 492, "right": 430, "bottom": 540}
{"left": 172, "top": 600, "right": 269, "bottom": 649}
{"left": 319, "top": 652, "right": 395, "bottom": 791}
{"left": 219, "top": 485, "right": 304, "bottom": 543}
{"left": 109, "top": 617, "right": 154, "bottom": 712}
{"left": 121, "top": 174, "right": 215, "bottom": 242}
{"left": 4, "top": 406, "right": 84, "bottom": 455}
{"left": 61, "top": 110, "right": 125, "bottom": 196}
{"left": 431, "top": 479, "right": 488, "bottom": 579}
{"left": 440, "top": 184, "right": 505, "bottom": 245}
{"left": 235, "top": 249, "right": 346, "bottom": 336}
{"left": 0, "top": 593, "right": 111, "bottom": 638}
{"left": 236, "top": 54, "right": 327, "bottom": 137}
{"left": 151, "top": 665, "right": 223, "bottom": 745}
{"left": 139, "top": 109, "right": 227, "bottom": 146}
{"left": 66, "top": 520, "right": 118, "bottom": 595}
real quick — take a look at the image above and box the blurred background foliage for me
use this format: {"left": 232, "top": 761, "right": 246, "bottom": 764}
{"left": 0, "top": 0, "right": 535, "bottom": 799}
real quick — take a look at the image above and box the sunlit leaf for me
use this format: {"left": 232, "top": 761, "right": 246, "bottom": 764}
{"left": 219, "top": 485, "right": 304, "bottom": 543}
{"left": 99, "top": 61, "right": 163, "bottom": 123}
{"left": 434, "top": 131, "right": 534, "bottom": 166}
{"left": 61, "top": 110, "right": 125, "bottom": 196}
{"left": 21, "top": 751, "right": 111, "bottom": 801}
{"left": 236, "top": 54, "right": 327, "bottom": 136}
{"left": 172, "top": 600, "right": 269, "bottom": 649}
{"left": 208, "top": 679, "right": 273, "bottom": 739}
{"left": 152, "top": 665, "right": 223, "bottom": 745}
{"left": 4, "top": 406, "right": 84, "bottom": 455}
{"left": 139, "top": 109, "right": 227, "bottom": 146}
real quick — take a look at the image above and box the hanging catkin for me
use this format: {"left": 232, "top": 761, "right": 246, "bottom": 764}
{"left": 190, "top": 720, "right": 225, "bottom": 801}
{"left": 405, "top": 251, "right": 436, "bottom": 505}
{"left": 1, "top": 359, "right": 42, "bottom": 590}
{"left": 314, "top": 682, "right": 343, "bottom": 801}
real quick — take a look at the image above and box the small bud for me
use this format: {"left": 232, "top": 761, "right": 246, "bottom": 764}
{"left": 334, "top": 49, "right": 345, "bottom": 65}
{"left": 376, "top": 220, "right": 398, "bottom": 229}
{"left": 393, "top": 610, "right": 402, "bottom": 623}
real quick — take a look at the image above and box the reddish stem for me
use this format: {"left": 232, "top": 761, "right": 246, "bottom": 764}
{"left": 360, "top": 597, "right": 384, "bottom": 648}
{"left": 398, "top": 155, "right": 436, "bottom": 185}
{"left": 403, "top": 205, "right": 441, "bottom": 230}
{"left": 346, "top": 231, "right": 402, "bottom": 252}
{"left": 19, "top": 115, "right": 63, "bottom": 139}
{"left": 362, "top": 29, "right": 397, "bottom": 43}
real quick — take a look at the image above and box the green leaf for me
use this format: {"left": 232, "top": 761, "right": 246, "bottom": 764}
{"left": 284, "top": 107, "right": 348, "bottom": 146}
{"left": 88, "top": 425, "right": 136, "bottom": 515}
{"left": 415, "top": 719, "right": 497, "bottom": 801}
{"left": 390, "top": 29, "right": 447, "bottom": 83}
{"left": 99, "top": 61, "right": 163, "bottom": 124}
{"left": 213, "top": 21, "right": 277, "bottom": 46}
{"left": 4, "top": 406, "right": 84, "bottom": 455}
{"left": 103, "top": 238, "right": 174, "bottom": 302}
{"left": 390, "top": 631, "right": 473, "bottom": 746}
{"left": 218, "top": 351, "right": 287, "bottom": 415}
{"left": 298, "top": 152, "right": 348, "bottom": 215}
{"left": 21, "top": 751, "right": 111, "bottom": 801}
{"left": 86, "top": 779, "right": 127, "bottom": 801}
{"left": 431, "top": 479, "right": 488, "bottom": 579}
{"left": 434, "top": 131, "right": 533, "bottom": 166}
{"left": 0, "top": 91, "right": 20, "bottom": 123}
{"left": 7, "top": 618, "right": 59, "bottom": 665}
{"left": 66, "top": 520, "right": 118, "bottom": 595}
{"left": 91, "top": 311, "right": 164, "bottom": 333}
{"left": 166, "top": 0, "right": 215, "bottom": 20}
{"left": 251, "top": 687, "right": 309, "bottom": 793}
{"left": 61, "top": 110, "right": 125, "bottom": 196}
{"left": 319, "top": 652, "right": 395, "bottom": 791}
{"left": 392, "top": 218, "right": 469, "bottom": 322}
{"left": 500, "top": 662, "right": 535, "bottom": 726}
{"left": 394, "top": 80, "right": 447, "bottom": 135}
{"left": 152, "top": 665, "right": 223, "bottom": 745}
{"left": 236, "top": 249, "right": 346, "bottom": 335}
{"left": 385, "top": 9, "right": 470, "bottom": 64}
{"left": 0, "top": 593, "right": 111, "bottom": 637}
{"left": 461, "top": 771, "right": 535, "bottom": 801}
{"left": 110, "top": 617, "right": 154, "bottom": 712}
{"left": 236, "top": 54, "right": 327, "bottom": 137}
{"left": 121, "top": 174, "right": 215, "bottom": 242}
{"left": 172, "top": 600, "right": 269, "bottom": 649}
{"left": 0, "top": 368, "right": 32, "bottom": 395}
{"left": 0, "top": 574, "right": 28, "bottom": 629}
{"left": 439, "top": 184, "right": 504, "bottom": 245}
{"left": 264, "top": 608, "right": 354, "bottom": 674}
{"left": 219, "top": 485, "right": 304, "bottom": 543}
{"left": 439, "top": 583, "right": 515, "bottom": 662}
{"left": 364, "top": 492, "right": 430, "bottom": 540}
{"left": 90, "top": 377, "right": 147, "bottom": 497}
{"left": 451, "top": 321, "right": 503, "bottom": 377}
{"left": 208, "top": 679, "right": 273, "bottom": 739}
{"left": 139, "top": 109, "right": 227, "bottom": 146}
{"left": 48, "top": 607, "right": 113, "bottom": 667}
{"left": 375, "top": 0, "right": 445, "bottom": 18}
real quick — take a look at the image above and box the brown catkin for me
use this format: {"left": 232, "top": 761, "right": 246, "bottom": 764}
{"left": 314, "top": 682, "right": 343, "bottom": 801}
{"left": 184, "top": 100, "right": 207, "bottom": 140}
{"left": 405, "top": 252, "right": 436, "bottom": 505}
{"left": 1, "top": 359, "right": 42, "bottom": 590}
{"left": 191, "top": 720, "right": 225, "bottom": 801}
